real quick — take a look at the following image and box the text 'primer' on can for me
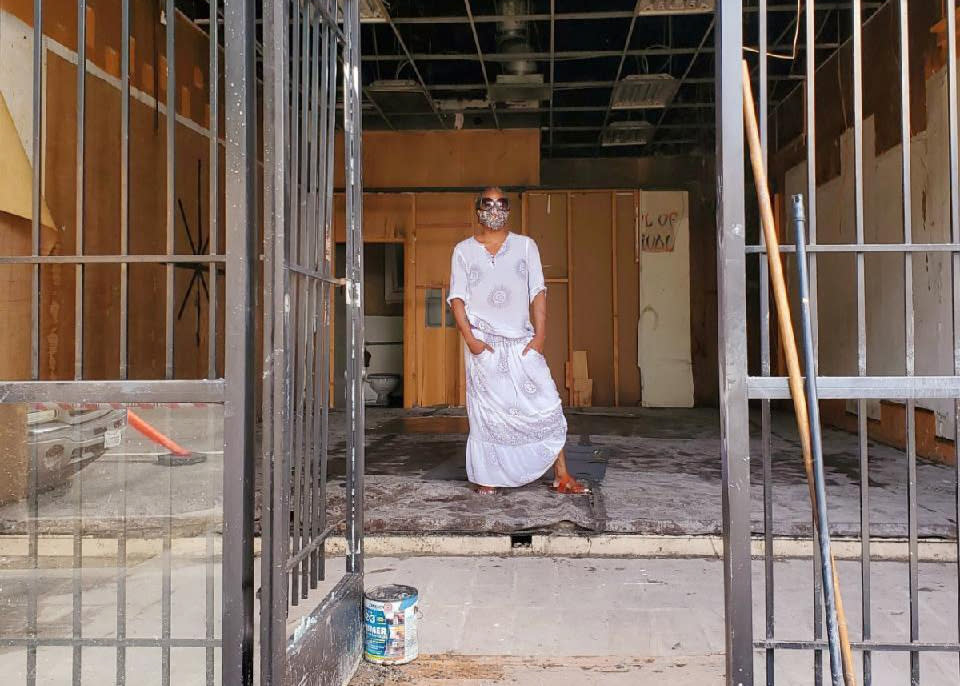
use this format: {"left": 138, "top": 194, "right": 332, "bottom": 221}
{"left": 363, "top": 585, "right": 419, "bottom": 665}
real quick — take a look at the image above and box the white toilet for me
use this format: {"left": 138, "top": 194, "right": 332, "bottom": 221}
{"left": 366, "top": 373, "right": 401, "bottom": 406}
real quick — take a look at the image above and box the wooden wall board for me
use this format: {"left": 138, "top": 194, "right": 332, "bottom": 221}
{"left": 334, "top": 192, "right": 413, "bottom": 243}
{"left": 1, "top": 0, "right": 216, "bottom": 132}
{"left": 523, "top": 191, "right": 568, "bottom": 279}
{"left": 40, "top": 50, "right": 224, "bottom": 381}
{"left": 543, "top": 282, "right": 569, "bottom": 404}
{"left": 569, "top": 191, "right": 614, "bottom": 407}
{"left": 615, "top": 191, "right": 641, "bottom": 405}
{"left": 334, "top": 129, "right": 540, "bottom": 190}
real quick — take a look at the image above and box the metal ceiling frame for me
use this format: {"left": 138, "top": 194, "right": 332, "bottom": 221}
{"left": 463, "top": 0, "right": 501, "bottom": 129}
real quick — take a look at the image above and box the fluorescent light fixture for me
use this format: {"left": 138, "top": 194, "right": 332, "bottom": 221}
{"left": 635, "top": 0, "right": 715, "bottom": 15}
{"left": 610, "top": 74, "right": 681, "bottom": 109}
{"left": 601, "top": 121, "right": 655, "bottom": 147}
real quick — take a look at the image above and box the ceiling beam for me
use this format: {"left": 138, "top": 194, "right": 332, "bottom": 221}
{"left": 360, "top": 43, "right": 841, "bottom": 62}
{"left": 378, "top": 1, "right": 448, "bottom": 128}
{"left": 596, "top": 6, "right": 642, "bottom": 145}
{"left": 463, "top": 0, "right": 499, "bottom": 129}
{"left": 650, "top": 17, "right": 716, "bottom": 144}
{"left": 376, "top": 4, "right": 880, "bottom": 25}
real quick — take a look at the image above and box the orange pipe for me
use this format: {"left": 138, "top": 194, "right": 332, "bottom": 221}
{"left": 127, "top": 410, "right": 190, "bottom": 457}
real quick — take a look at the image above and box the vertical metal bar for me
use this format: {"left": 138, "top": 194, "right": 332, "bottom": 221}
{"left": 31, "top": 0, "right": 43, "bottom": 383}
{"left": 804, "top": 0, "right": 819, "bottom": 360}
{"left": 794, "top": 198, "right": 844, "bottom": 686}
{"left": 259, "top": 0, "right": 277, "bottom": 674}
{"left": 304, "top": 8, "right": 321, "bottom": 590}
{"left": 117, "top": 4, "right": 131, "bottom": 682}
{"left": 73, "top": 4, "right": 87, "bottom": 680}
{"left": 204, "top": 5, "right": 218, "bottom": 681}
{"left": 289, "top": 0, "right": 303, "bottom": 606}
{"left": 28, "top": 2, "right": 43, "bottom": 680}
{"left": 208, "top": 0, "right": 220, "bottom": 380}
{"left": 27, "top": 422, "right": 39, "bottom": 686}
{"left": 75, "top": 0, "right": 86, "bottom": 383}
{"left": 803, "top": 4, "right": 822, "bottom": 682}
{"left": 120, "top": 0, "right": 131, "bottom": 382}
{"left": 895, "top": 2, "right": 919, "bottom": 682}
{"left": 161, "top": 5, "right": 176, "bottom": 683}
{"left": 165, "top": 0, "right": 176, "bottom": 379}
{"left": 757, "top": 2, "right": 775, "bottom": 682}
{"left": 269, "top": 0, "right": 292, "bottom": 677}
{"left": 318, "top": 0, "right": 337, "bottom": 581}
{"left": 717, "top": 1, "right": 753, "bottom": 684}
{"left": 945, "top": 0, "right": 960, "bottom": 680}
{"left": 223, "top": 0, "right": 257, "bottom": 681}
{"left": 73, "top": 444, "right": 83, "bottom": 686}
{"left": 851, "top": 0, "right": 870, "bottom": 680}
{"left": 343, "top": 0, "right": 366, "bottom": 576}
{"left": 293, "top": 5, "right": 312, "bottom": 600}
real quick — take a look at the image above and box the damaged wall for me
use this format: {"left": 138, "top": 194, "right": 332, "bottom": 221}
{"left": 542, "top": 155, "right": 718, "bottom": 406}
{"left": 772, "top": 2, "right": 957, "bottom": 462}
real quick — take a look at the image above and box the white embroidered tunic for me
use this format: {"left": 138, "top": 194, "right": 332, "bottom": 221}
{"left": 447, "top": 232, "right": 568, "bottom": 488}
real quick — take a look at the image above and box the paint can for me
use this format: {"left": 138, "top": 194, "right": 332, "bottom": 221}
{"left": 363, "top": 584, "right": 419, "bottom": 665}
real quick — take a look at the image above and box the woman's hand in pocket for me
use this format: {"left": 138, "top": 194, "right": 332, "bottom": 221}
{"left": 467, "top": 337, "right": 494, "bottom": 356}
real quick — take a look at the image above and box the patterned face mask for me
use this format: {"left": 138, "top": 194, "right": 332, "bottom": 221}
{"left": 478, "top": 207, "right": 509, "bottom": 230}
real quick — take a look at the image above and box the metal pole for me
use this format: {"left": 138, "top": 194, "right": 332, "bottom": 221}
{"left": 223, "top": 0, "right": 257, "bottom": 682}
{"left": 793, "top": 195, "right": 844, "bottom": 686}
{"left": 343, "top": 0, "right": 366, "bottom": 576}
{"left": 716, "top": 2, "right": 754, "bottom": 683}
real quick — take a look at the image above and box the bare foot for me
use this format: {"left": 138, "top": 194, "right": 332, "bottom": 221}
{"left": 474, "top": 485, "right": 498, "bottom": 495}
{"left": 550, "top": 474, "right": 591, "bottom": 495}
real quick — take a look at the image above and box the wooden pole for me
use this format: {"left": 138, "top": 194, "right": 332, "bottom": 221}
{"left": 741, "top": 59, "right": 858, "bottom": 686}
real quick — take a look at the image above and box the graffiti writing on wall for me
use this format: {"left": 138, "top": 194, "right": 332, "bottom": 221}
{"left": 641, "top": 209, "right": 682, "bottom": 253}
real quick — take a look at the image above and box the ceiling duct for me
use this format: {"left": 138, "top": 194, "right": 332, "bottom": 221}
{"left": 490, "top": 0, "right": 549, "bottom": 108}
{"left": 366, "top": 79, "right": 435, "bottom": 114}
{"left": 610, "top": 74, "right": 681, "bottom": 109}
{"left": 601, "top": 121, "right": 655, "bottom": 147}
{"left": 635, "top": 0, "right": 715, "bottom": 15}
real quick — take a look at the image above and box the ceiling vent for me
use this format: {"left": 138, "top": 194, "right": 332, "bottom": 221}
{"left": 489, "top": 74, "right": 551, "bottom": 107}
{"left": 610, "top": 74, "right": 680, "bottom": 109}
{"left": 366, "top": 79, "right": 435, "bottom": 114}
{"left": 601, "top": 121, "right": 655, "bottom": 147}
{"left": 635, "top": 0, "right": 715, "bottom": 14}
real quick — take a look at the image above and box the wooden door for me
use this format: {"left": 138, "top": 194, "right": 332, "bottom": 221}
{"left": 410, "top": 194, "right": 475, "bottom": 407}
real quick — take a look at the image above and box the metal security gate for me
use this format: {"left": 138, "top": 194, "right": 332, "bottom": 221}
{"left": 0, "top": 0, "right": 258, "bottom": 684}
{"left": 259, "top": 1, "right": 365, "bottom": 685}
{"left": 719, "top": 1, "right": 960, "bottom": 685}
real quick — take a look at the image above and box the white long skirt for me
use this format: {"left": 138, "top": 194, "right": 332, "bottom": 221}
{"left": 464, "top": 330, "right": 568, "bottom": 488}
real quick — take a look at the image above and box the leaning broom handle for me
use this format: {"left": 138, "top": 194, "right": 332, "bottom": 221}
{"left": 741, "top": 59, "right": 858, "bottom": 686}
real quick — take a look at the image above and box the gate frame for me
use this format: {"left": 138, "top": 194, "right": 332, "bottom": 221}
{"left": 719, "top": 1, "right": 960, "bottom": 684}
{"left": 258, "top": 1, "right": 366, "bottom": 684}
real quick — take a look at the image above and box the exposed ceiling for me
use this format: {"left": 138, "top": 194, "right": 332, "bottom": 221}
{"left": 180, "top": 1, "right": 885, "bottom": 158}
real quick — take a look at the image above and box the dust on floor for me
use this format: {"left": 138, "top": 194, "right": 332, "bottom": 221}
{"left": 348, "top": 655, "right": 723, "bottom": 686}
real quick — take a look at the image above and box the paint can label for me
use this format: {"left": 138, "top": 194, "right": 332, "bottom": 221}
{"left": 363, "top": 591, "right": 419, "bottom": 665}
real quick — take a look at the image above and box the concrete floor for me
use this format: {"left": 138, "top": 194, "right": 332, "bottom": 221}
{"left": 326, "top": 406, "right": 959, "bottom": 538}
{"left": 2, "top": 404, "right": 959, "bottom": 684}
{"left": 2, "top": 405, "right": 956, "bottom": 539}
{"left": 341, "top": 554, "right": 960, "bottom": 685}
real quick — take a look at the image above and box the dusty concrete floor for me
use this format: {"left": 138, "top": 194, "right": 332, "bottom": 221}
{"left": 339, "top": 554, "right": 960, "bottom": 685}
{"left": 2, "top": 404, "right": 956, "bottom": 539}
{"left": 324, "top": 406, "right": 959, "bottom": 538}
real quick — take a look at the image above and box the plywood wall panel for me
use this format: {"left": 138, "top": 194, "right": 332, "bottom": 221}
{"left": 334, "top": 129, "right": 539, "bottom": 189}
{"left": 524, "top": 192, "right": 567, "bottom": 279}
{"left": 41, "top": 50, "right": 221, "bottom": 381}
{"left": 570, "top": 192, "right": 614, "bottom": 407}
{"left": 543, "top": 282, "right": 569, "bottom": 404}
{"left": 615, "top": 192, "right": 641, "bottom": 406}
